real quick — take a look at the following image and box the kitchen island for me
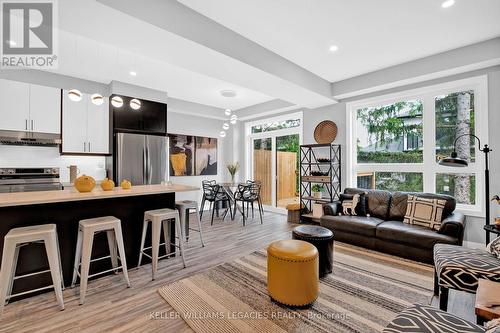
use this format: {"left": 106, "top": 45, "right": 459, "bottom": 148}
{"left": 0, "top": 184, "right": 198, "bottom": 300}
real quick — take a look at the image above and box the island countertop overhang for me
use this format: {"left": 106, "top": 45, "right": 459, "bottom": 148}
{"left": 0, "top": 184, "right": 199, "bottom": 207}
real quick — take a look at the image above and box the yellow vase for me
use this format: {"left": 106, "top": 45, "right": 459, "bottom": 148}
{"left": 100, "top": 178, "right": 115, "bottom": 191}
{"left": 74, "top": 174, "right": 96, "bottom": 193}
{"left": 121, "top": 179, "right": 132, "bottom": 189}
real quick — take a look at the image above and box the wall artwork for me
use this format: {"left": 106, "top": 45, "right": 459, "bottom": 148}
{"left": 168, "top": 134, "right": 217, "bottom": 176}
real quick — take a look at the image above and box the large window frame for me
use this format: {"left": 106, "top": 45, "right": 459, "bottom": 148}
{"left": 346, "top": 76, "right": 488, "bottom": 216}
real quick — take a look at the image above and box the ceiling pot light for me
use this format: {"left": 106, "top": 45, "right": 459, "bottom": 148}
{"left": 441, "top": 0, "right": 455, "bottom": 8}
{"left": 224, "top": 108, "right": 232, "bottom": 116}
{"left": 129, "top": 71, "right": 137, "bottom": 76}
{"left": 329, "top": 45, "right": 339, "bottom": 52}
{"left": 91, "top": 93, "right": 104, "bottom": 105}
{"left": 220, "top": 90, "right": 237, "bottom": 98}
{"left": 111, "top": 96, "right": 124, "bottom": 108}
{"left": 222, "top": 122, "right": 229, "bottom": 130}
{"left": 219, "top": 130, "right": 226, "bottom": 138}
{"left": 130, "top": 98, "right": 141, "bottom": 110}
{"left": 68, "top": 89, "right": 82, "bottom": 102}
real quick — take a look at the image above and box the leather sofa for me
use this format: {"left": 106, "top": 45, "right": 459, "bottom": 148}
{"left": 320, "top": 188, "right": 465, "bottom": 264}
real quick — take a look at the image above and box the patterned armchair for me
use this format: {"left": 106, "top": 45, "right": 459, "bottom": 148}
{"left": 384, "top": 304, "right": 485, "bottom": 333}
{"left": 434, "top": 244, "right": 500, "bottom": 311}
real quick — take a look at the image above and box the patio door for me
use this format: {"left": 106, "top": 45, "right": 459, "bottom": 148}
{"left": 247, "top": 113, "right": 302, "bottom": 213}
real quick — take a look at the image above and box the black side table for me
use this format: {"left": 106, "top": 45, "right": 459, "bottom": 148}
{"left": 292, "top": 225, "right": 334, "bottom": 278}
{"left": 484, "top": 224, "right": 500, "bottom": 244}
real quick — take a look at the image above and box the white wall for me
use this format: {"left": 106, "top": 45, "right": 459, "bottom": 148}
{"left": 167, "top": 111, "right": 233, "bottom": 204}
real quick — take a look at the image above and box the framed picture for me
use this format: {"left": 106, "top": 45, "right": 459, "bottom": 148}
{"left": 168, "top": 134, "right": 217, "bottom": 176}
{"left": 195, "top": 136, "right": 217, "bottom": 175}
{"left": 169, "top": 134, "right": 195, "bottom": 176}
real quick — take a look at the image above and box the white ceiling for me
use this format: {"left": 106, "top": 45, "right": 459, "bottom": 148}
{"left": 179, "top": 0, "right": 500, "bottom": 82}
{"left": 51, "top": 0, "right": 274, "bottom": 110}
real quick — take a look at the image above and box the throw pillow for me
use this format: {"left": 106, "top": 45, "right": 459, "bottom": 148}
{"left": 339, "top": 193, "right": 367, "bottom": 216}
{"left": 403, "top": 195, "right": 446, "bottom": 231}
{"left": 486, "top": 236, "right": 500, "bottom": 259}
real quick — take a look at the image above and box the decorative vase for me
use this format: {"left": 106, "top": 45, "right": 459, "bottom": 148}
{"left": 121, "top": 179, "right": 132, "bottom": 189}
{"left": 74, "top": 174, "right": 96, "bottom": 193}
{"left": 100, "top": 178, "right": 115, "bottom": 191}
{"left": 231, "top": 174, "right": 236, "bottom": 183}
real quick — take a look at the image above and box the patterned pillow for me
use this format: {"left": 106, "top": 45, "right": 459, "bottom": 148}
{"left": 486, "top": 236, "right": 500, "bottom": 259}
{"left": 403, "top": 195, "right": 446, "bottom": 230}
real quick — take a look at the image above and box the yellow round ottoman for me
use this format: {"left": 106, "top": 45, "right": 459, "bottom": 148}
{"left": 267, "top": 239, "right": 319, "bottom": 306}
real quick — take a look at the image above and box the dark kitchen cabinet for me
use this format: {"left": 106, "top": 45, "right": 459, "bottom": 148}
{"left": 112, "top": 95, "right": 167, "bottom": 134}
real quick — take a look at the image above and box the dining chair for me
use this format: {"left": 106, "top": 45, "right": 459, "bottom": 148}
{"left": 200, "top": 182, "right": 232, "bottom": 226}
{"left": 199, "top": 180, "right": 216, "bottom": 220}
{"left": 246, "top": 180, "right": 264, "bottom": 218}
{"left": 233, "top": 183, "right": 263, "bottom": 226}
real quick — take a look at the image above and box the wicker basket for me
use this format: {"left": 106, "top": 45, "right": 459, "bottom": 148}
{"left": 314, "top": 121, "right": 338, "bottom": 144}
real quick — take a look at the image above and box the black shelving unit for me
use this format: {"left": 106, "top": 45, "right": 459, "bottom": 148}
{"left": 299, "top": 143, "right": 341, "bottom": 223}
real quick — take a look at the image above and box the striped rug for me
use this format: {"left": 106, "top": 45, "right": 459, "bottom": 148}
{"left": 158, "top": 243, "right": 434, "bottom": 333}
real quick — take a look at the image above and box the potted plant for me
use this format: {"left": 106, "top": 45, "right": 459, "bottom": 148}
{"left": 311, "top": 183, "right": 324, "bottom": 199}
{"left": 226, "top": 162, "right": 240, "bottom": 183}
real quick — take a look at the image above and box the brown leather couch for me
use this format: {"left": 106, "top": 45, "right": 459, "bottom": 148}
{"left": 320, "top": 188, "right": 465, "bottom": 264}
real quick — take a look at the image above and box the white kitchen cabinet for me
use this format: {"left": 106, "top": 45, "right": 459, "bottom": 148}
{"left": 29, "top": 84, "right": 61, "bottom": 134}
{"left": 62, "top": 90, "right": 109, "bottom": 154}
{"left": 86, "top": 97, "right": 109, "bottom": 154}
{"left": 0, "top": 79, "right": 60, "bottom": 134}
{"left": 0, "top": 79, "right": 30, "bottom": 131}
{"left": 62, "top": 91, "right": 88, "bottom": 153}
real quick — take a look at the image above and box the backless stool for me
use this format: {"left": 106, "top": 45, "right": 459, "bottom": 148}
{"left": 138, "top": 208, "right": 187, "bottom": 280}
{"left": 175, "top": 200, "right": 205, "bottom": 247}
{"left": 71, "top": 216, "right": 130, "bottom": 305}
{"left": 0, "top": 224, "right": 64, "bottom": 316}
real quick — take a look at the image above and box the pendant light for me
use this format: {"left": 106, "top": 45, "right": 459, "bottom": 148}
{"left": 219, "top": 130, "right": 226, "bottom": 138}
{"left": 130, "top": 98, "right": 141, "bottom": 110}
{"left": 224, "top": 108, "right": 232, "bottom": 116}
{"left": 111, "top": 96, "right": 124, "bottom": 108}
{"left": 230, "top": 114, "right": 238, "bottom": 125}
{"left": 91, "top": 93, "right": 104, "bottom": 105}
{"left": 68, "top": 89, "right": 82, "bottom": 102}
{"left": 222, "top": 122, "right": 229, "bottom": 130}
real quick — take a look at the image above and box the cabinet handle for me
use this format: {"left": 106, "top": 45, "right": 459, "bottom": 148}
{"left": 88, "top": 142, "right": 91, "bottom": 152}
{"left": 31, "top": 120, "right": 34, "bottom": 131}
{"left": 25, "top": 119, "right": 28, "bottom": 131}
{"left": 84, "top": 142, "right": 86, "bottom": 152}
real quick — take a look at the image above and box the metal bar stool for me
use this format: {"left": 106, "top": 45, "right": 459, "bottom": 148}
{"left": 175, "top": 200, "right": 205, "bottom": 247}
{"left": 71, "top": 216, "right": 130, "bottom": 305}
{"left": 137, "top": 208, "right": 187, "bottom": 280}
{"left": 0, "top": 224, "right": 64, "bottom": 316}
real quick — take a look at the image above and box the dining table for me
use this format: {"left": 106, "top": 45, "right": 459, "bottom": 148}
{"left": 217, "top": 182, "right": 245, "bottom": 218}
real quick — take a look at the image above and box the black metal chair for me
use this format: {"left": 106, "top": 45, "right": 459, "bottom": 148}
{"left": 246, "top": 180, "right": 264, "bottom": 217}
{"left": 200, "top": 180, "right": 216, "bottom": 219}
{"left": 233, "top": 183, "right": 263, "bottom": 226}
{"left": 200, "top": 182, "right": 232, "bottom": 226}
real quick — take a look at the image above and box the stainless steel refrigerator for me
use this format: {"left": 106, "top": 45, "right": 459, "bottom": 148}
{"left": 116, "top": 133, "right": 169, "bottom": 185}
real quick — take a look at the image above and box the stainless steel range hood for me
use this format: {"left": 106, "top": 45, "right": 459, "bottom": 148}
{"left": 0, "top": 130, "right": 61, "bottom": 146}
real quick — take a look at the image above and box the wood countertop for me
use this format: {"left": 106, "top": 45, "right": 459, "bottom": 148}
{"left": 0, "top": 184, "right": 199, "bottom": 207}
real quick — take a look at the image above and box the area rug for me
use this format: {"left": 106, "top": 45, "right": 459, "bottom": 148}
{"left": 158, "top": 243, "right": 434, "bottom": 333}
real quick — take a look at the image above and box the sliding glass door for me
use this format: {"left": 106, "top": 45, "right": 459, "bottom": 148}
{"left": 247, "top": 113, "right": 302, "bottom": 212}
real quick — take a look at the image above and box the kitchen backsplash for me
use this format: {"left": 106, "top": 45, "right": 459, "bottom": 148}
{"left": 0, "top": 146, "right": 106, "bottom": 182}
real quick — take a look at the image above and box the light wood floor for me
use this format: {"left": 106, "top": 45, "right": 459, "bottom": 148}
{"left": 0, "top": 212, "right": 475, "bottom": 333}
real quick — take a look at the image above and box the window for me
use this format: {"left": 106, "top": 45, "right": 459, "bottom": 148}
{"left": 251, "top": 118, "right": 300, "bottom": 133}
{"left": 347, "top": 76, "right": 487, "bottom": 215}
